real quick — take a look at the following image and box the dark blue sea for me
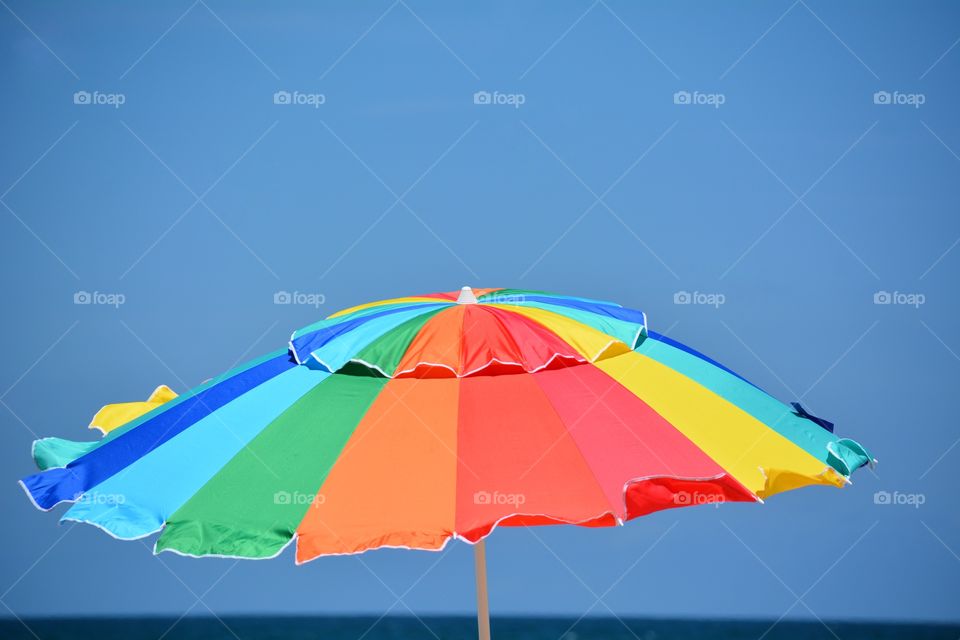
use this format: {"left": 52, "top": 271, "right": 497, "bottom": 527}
{"left": 1, "top": 616, "right": 956, "bottom": 640}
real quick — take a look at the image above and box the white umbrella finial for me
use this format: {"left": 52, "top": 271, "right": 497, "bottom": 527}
{"left": 457, "top": 286, "right": 478, "bottom": 304}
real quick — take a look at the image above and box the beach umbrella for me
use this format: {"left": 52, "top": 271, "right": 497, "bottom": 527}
{"left": 20, "top": 287, "right": 873, "bottom": 639}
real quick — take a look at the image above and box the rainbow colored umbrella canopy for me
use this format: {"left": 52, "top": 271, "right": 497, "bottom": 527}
{"left": 21, "top": 287, "right": 873, "bottom": 564}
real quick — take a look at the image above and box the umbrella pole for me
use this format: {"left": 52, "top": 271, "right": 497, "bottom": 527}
{"left": 474, "top": 539, "right": 491, "bottom": 640}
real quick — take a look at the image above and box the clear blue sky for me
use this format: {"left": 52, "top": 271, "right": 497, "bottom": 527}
{"left": 1, "top": 0, "right": 958, "bottom": 623}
